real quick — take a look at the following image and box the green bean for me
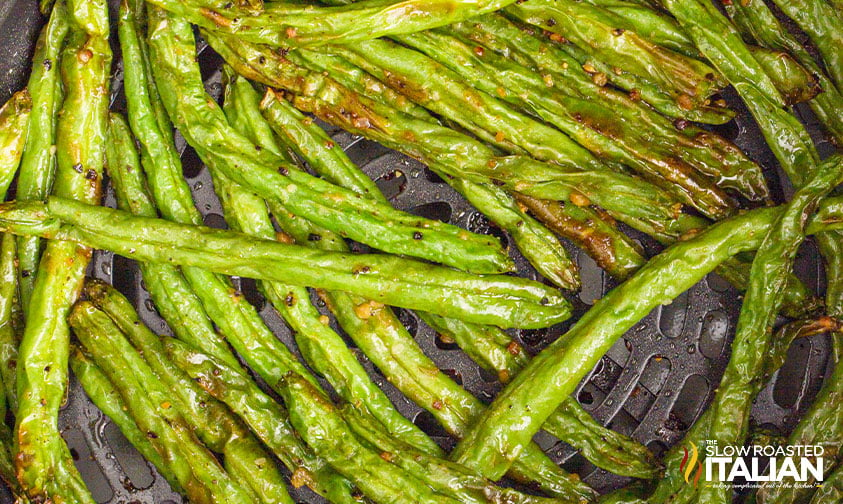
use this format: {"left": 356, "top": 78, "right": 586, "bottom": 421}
{"left": 0, "top": 90, "right": 29, "bottom": 413}
{"left": 147, "top": 13, "right": 513, "bottom": 275}
{"left": 247, "top": 82, "right": 382, "bottom": 196}
{"left": 447, "top": 188, "right": 843, "bottom": 481}
{"left": 70, "top": 302, "right": 256, "bottom": 504}
{"left": 279, "top": 371, "right": 462, "bottom": 504}
{"left": 125, "top": 0, "right": 355, "bottom": 392}
{"left": 268, "top": 51, "right": 434, "bottom": 122}
{"left": 15, "top": 2, "right": 68, "bottom": 310}
{"left": 0, "top": 90, "right": 30, "bottom": 195}
{"left": 749, "top": 46, "right": 821, "bottom": 105}
{"left": 108, "top": 62, "right": 417, "bottom": 499}
{"left": 505, "top": 0, "right": 725, "bottom": 110}
{"left": 164, "top": 335, "right": 370, "bottom": 504}
{"left": 725, "top": 0, "right": 843, "bottom": 146}
{"left": 516, "top": 195, "right": 646, "bottom": 279}
{"left": 659, "top": 0, "right": 816, "bottom": 178}
{"left": 597, "top": 482, "right": 647, "bottom": 504}
{"left": 69, "top": 348, "right": 181, "bottom": 492}
{"left": 655, "top": 8, "right": 843, "bottom": 498}
{"left": 536, "top": 28, "right": 735, "bottom": 125}
{"left": 769, "top": 0, "right": 843, "bottom": 91}
{"left": 118, "top": 0, "right": 203, "bottom": 226}
{"left": 317, "top": 288, "right": 595, "bottom": 500}
{"left": 0, "top": 234, "right": 19, "bottom": 413}
{"left": 8, "top": 195, "right": 568, "bottom": 322}
{"left": 14, "top": 0, "right": 110, "bottom": 499}
{"left": 570, "top": 0, "right": 697, "bottom": 56}
{"left": 238, "top": 33, "right": 815, "bottom": 317}
{"left": 661, "top": 0, "right": 843, "bottom": 320}
{"left": 329, "top": 41, "right": 614, "bottom": 174}
{"left": 0, "top": 422, "right": 26, "bottom": 502}
{"left": 145, "top": 0, "right": 520, "bottom": 47}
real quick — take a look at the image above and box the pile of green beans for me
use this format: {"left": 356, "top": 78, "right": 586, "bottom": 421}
{"left": 0, "top": 0, "right": 841, "bottom": 502}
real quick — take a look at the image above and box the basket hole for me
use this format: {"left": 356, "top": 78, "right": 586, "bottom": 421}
{"left": 63, "top": 428, "right": 114, "bottom": 503}
{"left": 667, "top": 374, "right": 709, "bottom": 431}
{"left": 197, "top": 45, "right": 225, "bottom": 84}
{"left": 111, "top": 255, "right": 137, "bottom": 303}
{"left": 658, "top": 289, "right": 689, "bottom": 338}
{"left": 433, "top": 332, "right": 459, "bottom": 351}
{"left": 478, "top": 366, "right": 499, "bottom": 384}
{"left": 465, "top": 211, "right": 507, "bottom": 248}
{"left": 637, "top": 355, "right": 672, "bottom": 395}
{"left": 699, "top": 310, "right": 729, "bottom": 359}
{"left": 181, "top": 145, "right": 205, "bottom": 179}
{"left": 577, "top": 249, "right": 604, "bottom": 305}
{"left": 608, "top": 408, "right": 639, "bottom": 436}
{"left": 561, "top": 451, "right": 595, "bottom": 478}
{"left": 424, "top": 167, "right": 447, "bottom": 184}
{"left": 442, "top": 368, "right": 462, "bottom": 386}
{"left": 707, "top": 113, "right": 740, "bottom": 141}
{"left": 411, "top": 201, "right": 453, "bottom": 224}
{"left": 647, "top": 440, "right": 668, "bottom": 458}
{"left": 773, "top": 339, "right": 811, "bottom": 409}
{"left": 577, "top": 383, "right": 605, "bottom": 408}
{"left": 103, "top": 421, "right": 154, "bottom": 490}
{"left": 203, "top": 213, "right": 228, "bottom": 230}
{"left": 344, "top": 138, "right": 391, "bottom": 167}
{"left": 412, "top": 409, "right": 450, "bottom": 438}
{"left": 519, "top": 327, "right": 551, "bottom": 347}
{"left": 393, "top": 308, "right": 418, "bottom": 337}
{"left": 589, "top": 356, "right": 624, "bottom": 391}
{"left": 375, "top": 169, "right": 408, "bottom": 200}
{"left": 706, "top": 272, "right": 732, "bottom": 293}
{"left": 239, "top": 277, "right": 266, "bottom": 312}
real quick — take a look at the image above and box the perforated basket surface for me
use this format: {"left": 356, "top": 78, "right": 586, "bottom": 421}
{"left": 0, "top": 1, "right": 839, "bottom": 502}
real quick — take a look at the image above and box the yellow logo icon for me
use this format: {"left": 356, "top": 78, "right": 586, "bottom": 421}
{"left": 680, "top": 442, "right": 703, "bottom": 487}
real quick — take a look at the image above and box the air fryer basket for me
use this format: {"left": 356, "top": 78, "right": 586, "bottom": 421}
{"left": 0, "top": 1, "right": 838, "bottom": 502}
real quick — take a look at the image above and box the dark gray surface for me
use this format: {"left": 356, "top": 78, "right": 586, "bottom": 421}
{"left": 0, "top": 2, "right": 836, "bottom": 503}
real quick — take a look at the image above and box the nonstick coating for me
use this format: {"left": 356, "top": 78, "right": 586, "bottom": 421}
{"left": 0, "top": 2, "right": 838, "bottom": 502}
